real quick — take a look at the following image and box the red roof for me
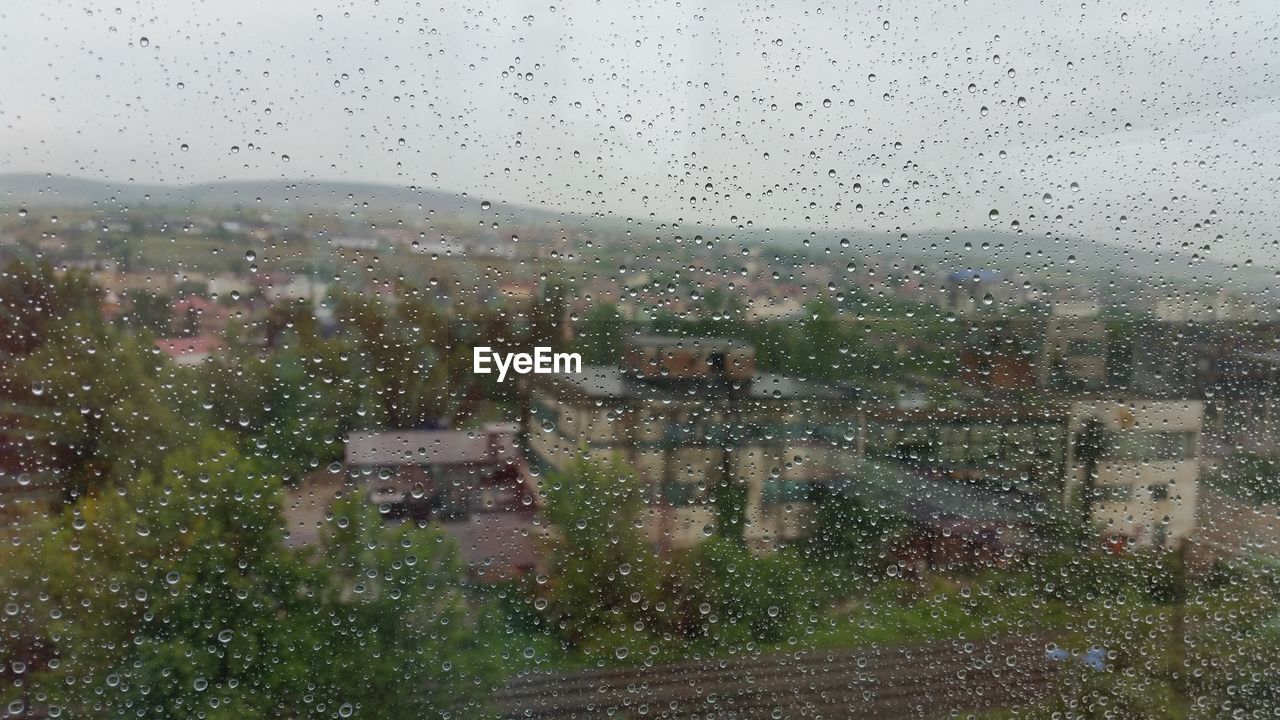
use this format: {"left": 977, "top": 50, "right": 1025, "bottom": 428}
{"left": 154, "top": 334, "right": 223, "bottom": 359}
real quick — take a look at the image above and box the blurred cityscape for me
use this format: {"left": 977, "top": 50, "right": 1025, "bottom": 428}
{"left": 1, "top": 179, "right": 1278, "bottom": 718}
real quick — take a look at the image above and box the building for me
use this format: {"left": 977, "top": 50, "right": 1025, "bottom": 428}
{"left": 344, "top": 423, "right": 541, "bottom": 581}
{"left": 1065, "top": 397, "right": 1203, "bottom": 549}
{"left": 942, "top": 270, "right": 1012, "bottom": 316}
{"left": 1040, "top": 317, "right": 1108, "bottom": 389}
{"left": 525, "top": 336, "right": 860, "bottom": 552}
{"left": 958, "top": 321, "right": 1041, "bottom": 392}
{"left": 154, "top": 334, "right": 223, "bottom": 365}
{"left": 345, "top": 423, "right": 534, "bottom": 519}
{"left": 208, "top": 272, "right": 251, "bottom": 300}
{"left": 1152, "top": 289, "right": 1260, "bottom": 323}
{"left": 864, "top": 394, "right": 1203, "bottom": 550}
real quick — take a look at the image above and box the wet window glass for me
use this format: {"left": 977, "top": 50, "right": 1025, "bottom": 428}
{"left": 2, "top": 1, "right": 1278, "bottom": 718}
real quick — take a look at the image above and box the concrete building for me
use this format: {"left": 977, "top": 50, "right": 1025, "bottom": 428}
{"left": 1152, "top": 289, "right": 1260, "bottom": 323}
{"left": 958, "top": 321, "right": 1041, "bottom": 392}
{"left": 1040, "top": 317, "right": 1108, "bottom": 389}
{"left": 1065, "top": 397, "right": 1203, "bottom": 549}
{"left": 863, "top": 394, "right": 1203, "bottom": 550}
{"left": 154, "top": 334, "right": 224, "bottom": 366}
{"left": 525, "top": 336, "right": 859, "bottom": 552}
{"left": 344, "top": 422, "right": 534, "bottom": 520}
{"left": 942, "top": 270, "right": 1014, "bottom": 316}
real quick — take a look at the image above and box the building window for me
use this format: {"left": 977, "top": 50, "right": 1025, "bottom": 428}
{"left": 1103, "top": 430, "right": 1195, "bottom": 461}
{"left": 761, "top": 478, "right": 813, "bottom": 506}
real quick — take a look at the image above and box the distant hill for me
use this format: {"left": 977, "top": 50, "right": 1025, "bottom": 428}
{"left": 0, "top": 173, "right": 1268, "bottom": 292}
{"left": 0, "top": 172, "right": 564, "bottom": 221}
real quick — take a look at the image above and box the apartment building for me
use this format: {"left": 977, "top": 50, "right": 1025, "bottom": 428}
{"left": 1065, "top": 397, "right": 1203, "bottom": 549}
{"left": 524, "top": 336, "right": 860, "bottom": 551}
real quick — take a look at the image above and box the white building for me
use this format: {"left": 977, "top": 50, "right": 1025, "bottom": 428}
{"left": 1065, "top": 397, "right": 1203, "bottom": 549}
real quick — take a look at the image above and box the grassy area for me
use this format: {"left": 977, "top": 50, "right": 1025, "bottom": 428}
{"left": 491, "top": 556, "right": 1277, "bottom": 720}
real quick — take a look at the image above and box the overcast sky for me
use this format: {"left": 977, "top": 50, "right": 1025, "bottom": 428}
{"left": 2, "top": 0, "right": 1278, "bottom": 264}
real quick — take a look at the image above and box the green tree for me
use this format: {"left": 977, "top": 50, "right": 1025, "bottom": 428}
{"left": 540, "top": 454, "right": 661, "bottom": 648}
{"left": 9, "top": 320, "right": 182, "bottom": 501}
{"left": 199, "top": 320, "right": 373, "bottom": 481}
{"left": 336, "top": 287, "right": 474, "bottom": 428}
{"left": 0, "top": 433, "right": 498, "bottom": 719}
{"left": 0, "top": 259, "right": 101, "bottom": 357}
{"left": 316, "top": 494, "right": 502, "bottom": 717}
{"left": 798, "top": 299, "right": 841, "bottom": 380}
{"left": 804, "top": 484, "right": 904, "bottom": 573}
{"left": 1072, "top": 416, "right": 1107, "bottom": 548}
{"left": 574, "top": 302, "right": 625, "bottom": 365}
{"left": 691, "top": 538, "right": 814, "bottom": 644}
{"left": 528, "top": 284, "right": 567, "bottom": 352}
{"left": 119, "top": 290, "right": 172, "bottom": 336}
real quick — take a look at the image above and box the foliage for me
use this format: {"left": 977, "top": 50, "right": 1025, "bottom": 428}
{"left": 316, "top": 494, "right": 502, "bottom": 717}
{"left": 538, "top": 454, "right": 662, "bottom": 648}
{"left": 0, "top": 259, "right": 101, "bottom": 357}
{"left": 573, "top": 301, "right": 625, "bottom": 365}
{"left": 335, "top": 287, "right": 498, "bottom": 428}
{"left": 117, "top": 290, "right": 172, "bottom": 336}
{"left": 804, "top": 483, "right": 905, "bottom": 573}
{"left": 0, "top": 434, "right": 499, "bottom": 719}
{"left": 1206, "top": 451, "right": 1280, "bottom": 506}
{"left": 8, "top": 319, "right": 183, "bottom": 501}
{"left": 199, "top": 314, "right": 373, "bottom": 480}
{"left": 690, "top": 538, "right": 815, "bottom": 643}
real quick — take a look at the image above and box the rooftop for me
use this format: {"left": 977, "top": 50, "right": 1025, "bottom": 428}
{"left": 536, "top": 365, "right": 846, "bottom": 402}
{"left": 346, "top": 422, "right": 520, "bottom": 466}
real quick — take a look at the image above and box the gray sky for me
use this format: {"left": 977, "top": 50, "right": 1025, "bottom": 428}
{"left": 2, "top": 0, "right": 1278, "bottom": 264}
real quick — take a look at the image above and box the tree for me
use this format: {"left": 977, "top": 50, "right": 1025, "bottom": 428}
{"left": 574, "top": 302, "right": 625, "bottom": 365}
{"left": 0, "top": 433, "right": 499, "bottom": 719}
{"left": 0, "top": 259, "right": 101, "bottom": 357}
{"left": 199, "top": 324, "right": 373, "bottom": 481}
{"left": 1072, "top": 416, "right": 1107, "bottom": 548}
{"left": 540, "top": 454, "right": 661, "bottom": 647}
{"left": 528, "top": 284, "right": 567, "bottom": 352}
{"left": 691, "top": 538, "right": 814, "bottom": 644}
{"left": 798, "top": 299, "right": 841, "bottom": 380}
{"left": 316, "top": 494, "right": 501, "bottom": 717}
{"left": 119, "top": 290, "right": 172, "bottom": 335}
{"left": 336, "top": 287, "right": 474, "bottom": 428}
{"left": 805, "top": 483, "right": 904, "bottom": 572}
{"left": 9, "top": 320, "right": 182, "bottom": 501}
